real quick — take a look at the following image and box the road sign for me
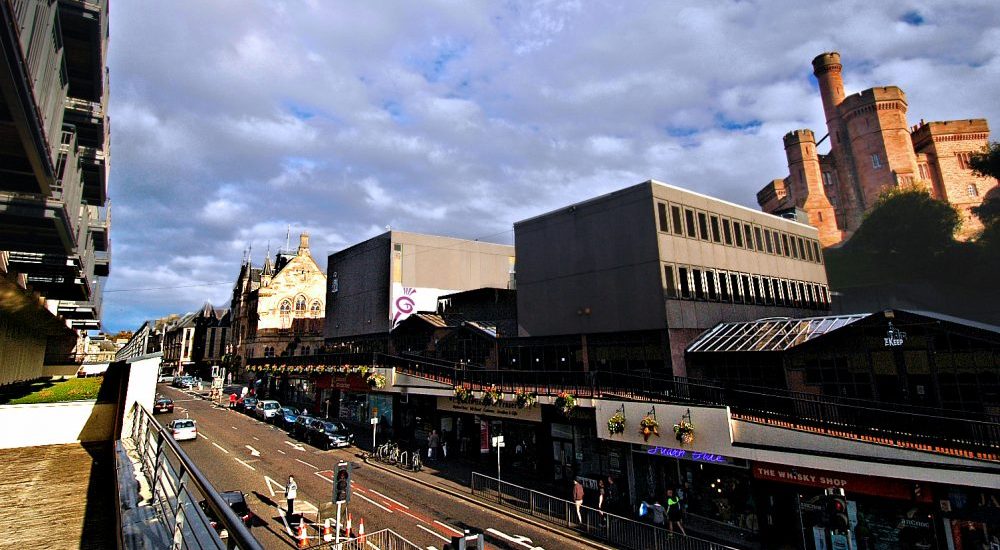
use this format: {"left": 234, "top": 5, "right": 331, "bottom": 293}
{"left": 492, "top": 435, "right": 505, "bottom": 448}
{"left": 370, "top": 417, "right": 378, "bottom": 425}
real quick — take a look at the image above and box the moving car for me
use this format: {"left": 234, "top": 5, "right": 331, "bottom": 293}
{"left": 274, "top": 406, "right": 299, "bottom": 428}
{"left": 254, "top": 400, "right": 282, "bottom": 421}
{"left": 167, "top": 418, "right": 197, "bottom": 441}
{"left": 153, "top": 397, "right": 174, "bottom": 414}
{"left": 199, "top": 491, "right": 253, "bottom": 539}
{"left": 306, "top": 419, "right": 354, "bottom": 450}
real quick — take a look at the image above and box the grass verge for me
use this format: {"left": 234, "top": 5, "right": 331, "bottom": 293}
{"left": 1, "top": 377, "right": 103, "bottom": 405}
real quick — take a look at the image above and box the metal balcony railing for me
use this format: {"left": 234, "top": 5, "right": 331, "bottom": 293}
{"left": 127, "top": 404, "right": 263, "bottom": 550}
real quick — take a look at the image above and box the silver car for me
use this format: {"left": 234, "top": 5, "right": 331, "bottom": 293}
{"left": 255, "top": 400, "right": 281, "bottom": 420}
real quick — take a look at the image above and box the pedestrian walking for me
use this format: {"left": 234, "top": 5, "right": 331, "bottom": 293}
{"left": 666, "top": 488, "right": 686, "bottom": 535}
{"left": 651, "top": 498, "right": 666, "bottom": 527}
{"left": 572, "top": 478, "right": 585, "bottom": 523}
{"left": 286, "top": 475, "right": 297, "bottom": 518}
{"left": 229, "top": 393, "right": 237, "bottom": 409}
{"left": 428, "top": 430, "right": 440, "bottom": 461}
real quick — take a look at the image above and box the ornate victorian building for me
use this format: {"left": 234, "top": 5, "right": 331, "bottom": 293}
{"left": 758, "top": 52, "right": 995, "bottom": 246}
{"left": 228, "top": 233, "right": 326, "bottom": 369}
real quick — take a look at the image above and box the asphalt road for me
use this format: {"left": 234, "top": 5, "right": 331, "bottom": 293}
{"left": 156, "top": 384, "right": 594, "bottom": 550}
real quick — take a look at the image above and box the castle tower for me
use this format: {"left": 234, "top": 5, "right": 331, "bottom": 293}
{"left": 783, "top": 130, "right": 841, "bottom": 246}
{"left": 812, "top": 53, "right": 846, "bottom": 132}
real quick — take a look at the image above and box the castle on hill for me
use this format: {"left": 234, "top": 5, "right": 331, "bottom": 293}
{"left": 757, "top": 52, "right": 995, "bottom": 247}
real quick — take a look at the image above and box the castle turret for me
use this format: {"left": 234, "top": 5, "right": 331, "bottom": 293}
{"left": 783, "top": 129, "right": 841, "bottom": 246}
{"left": 812, "top": 52, "right": 846, "bottom": 133}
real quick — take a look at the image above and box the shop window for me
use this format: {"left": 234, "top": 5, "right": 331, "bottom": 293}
{"left": 722, "top": 218, "right": 733, "bottom": 245}
{"left": 697, "top": 212, "right": 709, "bottom": 241}
{"left": 657, "top": 202, "right": 669, "bottom": 232}
{"left": 693, "top": 268, "right": 706, "bottom": 300}
{"left": 663, "top": 264, "right": 679, "bottom": 298}
{"left": 710, "top": 215, "right": 721, "bottom": 243}
{"left": 733, "top": 221, "right": 745, "bottom": 248}
{"left": 670, "top": 205, "right": 683, "bottom": 236}
{"left": 684, "top": 208, "right": 697, "bottom": 238}
{"left": 678, "top": 267, "right": 692, "bottom": 299}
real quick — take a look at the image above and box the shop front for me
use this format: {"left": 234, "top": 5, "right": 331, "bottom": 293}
{"left": 751, "top": 462, "right": 937, "bottom": 550}
{"left": 937, "top": 486, "right": 1000, "bottom": 550}
{"left": 435, "top": 396, "right": 546, "bottom": 470}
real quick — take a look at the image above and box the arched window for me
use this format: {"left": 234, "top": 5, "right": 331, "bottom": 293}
{"left": 295, "top": 296, "right": 307, "bottom": 312}
{"left": 310, "top": 301, "right": 322, "bottom": 314}
{"left": 279, "top": 300, "right": 291, "bottom": 315}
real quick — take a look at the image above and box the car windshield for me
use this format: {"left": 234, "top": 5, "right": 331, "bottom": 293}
{"left": 156, "top": 398, "right": 170, "bottom": 404}
{"left": 264, "top": 403, "right": 279, "bottom": 410}
{"left": 322, "top": 422, "right": 342, "bottom": 433}
{"left": 173, "top": 420, "right": 195, "bottom": 428}
{"left": 281, "top": 407, "right": 297, "bottom": 415}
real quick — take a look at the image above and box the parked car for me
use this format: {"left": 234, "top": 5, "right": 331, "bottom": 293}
{"left": 291, "top": 414, "right": 315, "bottom": 440}
{"left": 237, "top": 397, "right": 258, "bottom": 414}
{"left": 153, "top": 397, "right": 174, "bottom": 414}
{"left": 254, "top": 400, "right": 281, "bottom": 421}
{"left": 172, "top": 376, "right": 195, "bottom": 389}
{"left": 306, "top": 419, "right": 354, "bottom": 450}
{"left": 167, "top": 418, "right": 197, "bottom": 441}
{"left": 275, "top": 406, "right": 300, "bottom": 428}
{"left": 199, "top": 491, "right": 253, "bottom": 539}
{"left": 157, "top": 374, "right": 175, "bottom": 384}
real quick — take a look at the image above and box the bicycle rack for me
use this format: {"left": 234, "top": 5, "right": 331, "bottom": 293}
{"left": 399, "top": 451, "right": 408, "bottom": 468}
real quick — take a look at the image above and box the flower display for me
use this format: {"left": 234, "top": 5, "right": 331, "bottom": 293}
{"left": 607, "top": 411, "right": 626, "bottom": 435}
{"left": 673, "top": 420, "right": 695, "bottom": 445}
{"left": 366, "top": 372, "right": 386, "bottom": 389}
{"left": 554, "top": 391, "right": 577, "bottom": 415}
{"left": 481, "top": 385, "right": 503, "bottom": 405}
{"left": 640, "top": 416, "right": 660, "bottom": 441}
{"left": 514, "top": 389, "right": 537, "bottom": 409}
{"left": 453, "top": 386, "right": 474, "bottom": 403}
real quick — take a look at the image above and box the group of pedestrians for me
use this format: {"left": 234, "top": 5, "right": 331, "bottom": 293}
{"left": 639, "top": 487, "right": 686, "bottom": 535}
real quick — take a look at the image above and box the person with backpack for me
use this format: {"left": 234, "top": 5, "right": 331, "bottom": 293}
{"left": 650, "top": 498, "right": 666, "bottom": 527}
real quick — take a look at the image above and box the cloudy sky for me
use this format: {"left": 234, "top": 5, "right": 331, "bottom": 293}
{"left": 102, "top": 0, "right": 1000, "bottom": 332}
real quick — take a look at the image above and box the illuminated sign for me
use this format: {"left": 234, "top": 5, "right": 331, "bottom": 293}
{"left": 884, "top": 322, "right": 906, "bottom": 347}
{"left": 646, "top": 446, "right": 727, "bottom": 463}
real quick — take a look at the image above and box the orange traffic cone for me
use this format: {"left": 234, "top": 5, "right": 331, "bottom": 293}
{"left": 345, "top": 513, "right": 353, "bottom": 538}
{"left": 322, "top": 518, "right": 332, "bottom": 542}
{"left": 297, "top": 518, "right": 308, "bottom": 548}
{"left": 358, "top": 516, "right": 366, "bottom": 543}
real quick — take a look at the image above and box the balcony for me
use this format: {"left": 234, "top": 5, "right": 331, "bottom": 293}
{"left": 63, "top": 97, "right": 105, "bottom": 149}
{"left": 88, "top": 205, "right": 109, "bottom": 251}
{"left": 77, "top": 145, "right": 107, "bottom": 205}
{"left": 93, "top": 248, "right": 109, "bottom": 277}
{"left": 58, "top": 0, "right": 107, "bottom": 104}
{"left": 0, "top": 193, "right": 76, "bottom": 255}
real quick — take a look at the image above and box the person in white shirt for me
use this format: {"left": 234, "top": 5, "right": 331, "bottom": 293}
{"left": 286, "top": 475, "right": 297, "bottom": 518}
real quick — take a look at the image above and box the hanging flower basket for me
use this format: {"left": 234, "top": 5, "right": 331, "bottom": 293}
{"left": 607, "top": 411, "right": 626, "bottom": 435}
{"left": 673, "top": 420, "right": 695, "bottom": 445}
{"left": 366, "top": 372, "right": 386, "bottom": 389}
{"left": 639, "top": 416, "right": 660, "bottom": 441}
{"left": 514, "top": 389, "right": 537, "bottom": 409}
{"left": 481, "top": 385, "right": 502, "bottom": 406}
{"left": 358, "top": 366, "right": 370, "bottom": 377}
{"left": 454, "top": 386, "right": 474, "bottom": 403}
{"left": 554, "top": 391, "right": 577, "bottom": 415}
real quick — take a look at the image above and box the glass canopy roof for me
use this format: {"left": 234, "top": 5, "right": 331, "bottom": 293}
{"left": 685, "top": 314, "right": 869, "bottom": 353}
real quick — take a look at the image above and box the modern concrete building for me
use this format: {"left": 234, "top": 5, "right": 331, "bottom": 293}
{"left": 515, "top": 180, "right": 830, "bottom": 376}
{"left": 0, "top": 0, "right": 111, "bottom": 384}
{"left": 325, "top": 231, "right": 515, "bottom": 347}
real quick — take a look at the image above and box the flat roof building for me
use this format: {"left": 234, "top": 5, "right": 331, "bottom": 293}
{"left": 514, "top": 180, "right": 830, "bottom": 375}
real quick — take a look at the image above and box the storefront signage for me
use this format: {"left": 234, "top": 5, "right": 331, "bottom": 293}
{"left": 646, "top": 446, "right": 728, "bottom": 463}
{"left": 437, "top": 397, "right": 543, "bottom": 422}
{"left": 331, "top": 374, "right": 371, "bottom": 392}
{"left": 884, "top": 322, "right": 906, "bottom": 347}
{"left": 752, "top": 463, "right": 930, "bottom": 502}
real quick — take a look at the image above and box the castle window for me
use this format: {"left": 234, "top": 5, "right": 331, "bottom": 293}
{"left": 871, "top": 153, "right": 882, "bottom": 169}
{"left": 967, "top": 184, "right": 979, "bottom": 197}
{"left": 957, "top": 152, "right": 972, "bottom": 170}
{"left": 918, "top": 164, "right": 929, "bottom": 180}
{"left": 279, "top": 300, "right": 291, "bottom": 315}
{"left": 822, "top": 172, "right": 835, "bottom": 186}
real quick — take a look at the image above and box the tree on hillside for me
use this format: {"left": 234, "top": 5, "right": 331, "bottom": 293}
{"left": 847, "top": 186, "right": 960, "bottom": 258}
{"left": 970, "top": 141, "right": 1000, "bottom": 228}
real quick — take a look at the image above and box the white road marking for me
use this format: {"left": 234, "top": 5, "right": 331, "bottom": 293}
{"left": 417, "top": 524, "right": 450, "bottom": 543}
{"left": 397, "top": 508, "right": 423, "bottom": 522}
{"left": 277, "top": 449, "right": 287, "bottom": 455}
{"left": 198, "top": 433, "right": 208, "bottom": 440}
{"left": 370, "top": 489, "right": 409, "bottom": 509}
{"left": 212, "top": 442, "right": 229, "bottom": 454}
{"left": 428, "top": 547, "right": 439, "bottom": 550}
{"left": 354, "top": 491, "right": 393, "bottom": 512}
{"left": 253, "top": 436, "right": 259, "bottom": 441}
{"left": 234, "top": 458, "right": 256, "bottom": 471}
{"left": 433, "top": 520, "right": 462, "bottom": 535}
{"left": 232, "top": 426, "right": 238, "bottom": 430}
{"left": 284, "top": 440, "right": 306, "bottom": 451}
{"left": 314, "top": 471, "right": 333, "bottom": 484}
{"left": 295, "top": 458, "right": 318, "bottom": 469}
{"left": 264, "top": 476, "right": 285, "bottom": 497}
{"left": 486, "top": 528, "right": 541, "bottom": 549}
{"left": 245, "top": 445, "right": 261, "bottom": 457}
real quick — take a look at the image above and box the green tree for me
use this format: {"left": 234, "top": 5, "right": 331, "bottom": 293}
{"left": 847, "top": 186, "right": 960, "bottom": 258}
{"left": 970, "top": 141, "right": 1000, "bottom": 228}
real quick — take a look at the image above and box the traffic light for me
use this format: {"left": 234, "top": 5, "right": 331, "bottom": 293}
{"left": 334, "top": 461, "right": 352, "bottom": 504}
{"left": 823, "top": 494, "right": 849, "bottom": 532}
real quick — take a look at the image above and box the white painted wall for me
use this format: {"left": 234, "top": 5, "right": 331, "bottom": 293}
{"left": 0, "top": 401, "right": 117, "bottom": 449}
{"left": 120, "top": 355, "right": 161, "bottom": 437}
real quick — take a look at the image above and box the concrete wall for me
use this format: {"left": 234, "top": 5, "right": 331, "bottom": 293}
{"left": 0, "top": 401, "right": 117, "bottom": 449}
{"left": 326, "top": 234, "right": 392, "bottom": 339}
{"left": 119, "top": 355, "right": 160, "bottom": 437}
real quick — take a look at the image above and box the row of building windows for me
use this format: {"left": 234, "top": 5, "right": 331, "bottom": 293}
{"left": 279, "top": 297, "right": 322, "bottom": 315}
{"left": 663, "top": 262, "right": 831, "bottom": 310}
{"left": 656, "top": 201, "right": 824, "bottom": 264}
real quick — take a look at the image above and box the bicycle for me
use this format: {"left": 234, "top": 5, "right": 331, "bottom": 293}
{"left": 410, "top": 450, "right": 422, "bottom": 472}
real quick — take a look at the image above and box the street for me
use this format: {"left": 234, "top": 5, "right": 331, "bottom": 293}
{"left": 156, "top": 385, "right": 596, "bottom": 550}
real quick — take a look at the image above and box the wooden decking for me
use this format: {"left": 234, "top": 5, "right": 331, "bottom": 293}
{"left": 0, "top": 443, "right": 116, "bottom": 550}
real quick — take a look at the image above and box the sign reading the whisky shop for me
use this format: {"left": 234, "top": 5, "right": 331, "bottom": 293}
{"left": 437, "top": 397, "right": 543, "bottom": 422}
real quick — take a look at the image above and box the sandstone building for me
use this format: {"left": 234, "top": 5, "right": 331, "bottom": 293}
{"left": 758, "top": 52, "right": 995, "bottom": 246}
{"left": 229, "top": 233, "right": 326, "bottom": 367}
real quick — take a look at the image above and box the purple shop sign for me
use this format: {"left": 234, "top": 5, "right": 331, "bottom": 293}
{"left": 646, "top": 446, "right": 727, "bottom": 463}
